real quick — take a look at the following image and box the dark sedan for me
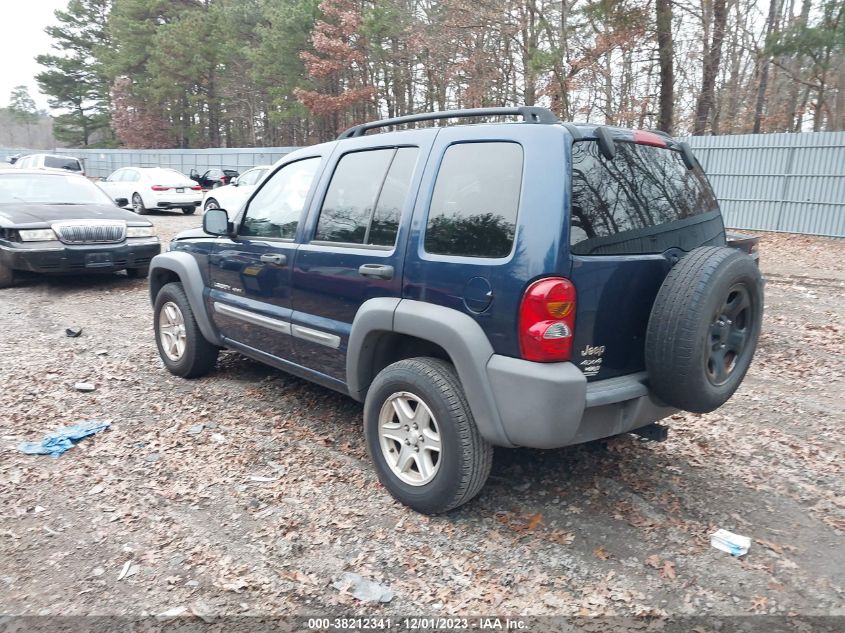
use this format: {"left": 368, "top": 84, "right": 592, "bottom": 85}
{"left": 188, "top": 168, "right": 239, "bottom": 190}
{"left": 0, "top": 170, "right": 161, "bottom": 287}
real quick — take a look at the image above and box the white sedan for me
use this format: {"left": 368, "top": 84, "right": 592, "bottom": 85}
{"left": 202, "top": 165, "right": 271, "bottom": 214}
{"left": 99, "top": 167, "right": 203, "bottom": 215}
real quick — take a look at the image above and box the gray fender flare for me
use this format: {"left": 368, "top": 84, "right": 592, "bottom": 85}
{"left": 346, "top": 298, "right": 514, "bottom": 447}
{"left": 148, "top": 252, "right": 222, "bottom": 346}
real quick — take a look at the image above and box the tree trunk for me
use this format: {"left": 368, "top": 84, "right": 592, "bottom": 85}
{"left": 655, "top": 0, "right": 674, "bottom": 134}
{"left": 693, "top": 0, "right": 727, "bottom": 135}
{"left": 753, "top": 0, "right": 780, "bottom": 133}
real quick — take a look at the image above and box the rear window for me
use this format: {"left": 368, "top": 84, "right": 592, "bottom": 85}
{"left": 570, "top": 141, "right": 719, "bottom": 255}
{"left": 44, "top": 156, "right": 82, "bottom": 172}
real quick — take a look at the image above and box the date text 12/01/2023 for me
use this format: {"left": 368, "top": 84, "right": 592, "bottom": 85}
{"left": 306, "top": 617, "right": 528, "bottom": 630}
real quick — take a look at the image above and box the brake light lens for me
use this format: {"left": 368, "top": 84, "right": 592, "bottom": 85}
{"left": 519, "top": 277, "right": 576, "bottom": 362}
{"left": 151, "top": 185, "right": 170, "bottom": 191}
{"left": 632, "top": 130, "right": 668, "bottom": 147}
{"left": 190, "top": 185, "right": 202, "bottom": 191}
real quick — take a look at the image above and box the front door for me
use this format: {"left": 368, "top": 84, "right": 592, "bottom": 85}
{"left": 207, "top": 156, "right": 323, "bottom": 362}
{"left": 291, "top": 132, "right": 434, "bottom": 381}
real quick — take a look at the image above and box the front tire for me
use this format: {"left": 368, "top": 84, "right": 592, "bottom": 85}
{"left": 132, "top": 193, "right": 148, "bottom": 215}
{"left": 126, "top": 266, "right": 149, "bottom": 279}
{"left": 0, "top": 260, "right": 15, "bottom": 288}
{"left": 364, "top": 357, "right": 493, "bottom": 514}
{"left": 204, "top": 198, "right": 219, "bottom": 212}
{"left": 182, "top": 206, "right": 196, "bottom": 215}
{"left": 153, "top": 282, "right": 219, "bottom": 378}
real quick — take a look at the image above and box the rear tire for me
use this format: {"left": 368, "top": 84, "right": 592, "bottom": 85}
{"left": 204, "top": 198, "right": 219, "bottom": 212}
{"left": 645, "top": 246, "right": 763, "bottom": 413}
{"left": 364, "top": 357, "right": 493, "bottom": 514}
{"left": 153, "top": 282, "right": 218, "bottom": 378}
{"left": 182, "top": 206, "right": 196, "bottom": 215}
{"left": 132, "top": 193, "right": 148, "bottom": 215}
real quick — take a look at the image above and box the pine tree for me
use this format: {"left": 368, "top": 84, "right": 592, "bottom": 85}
{"left": 35, "top": 0, "right": 114, "bottom": 147}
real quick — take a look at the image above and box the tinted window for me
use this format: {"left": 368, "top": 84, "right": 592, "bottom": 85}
{"left": 368, "top": 148, "right": 418, "bottom": 247}
{"left": 44, "top": 156, "right": 81, "bottom": 171}
{"left": 424, "top": 142, "right": 523, "bottom": 258}
{"left": 240, "top": 157, "right": 320, "bottom": 239}
{"left": 315, "top": 149, "right": 394, "bottom": 244}
{"left": 570, "top": 141, "right": 719, "bottom": 255}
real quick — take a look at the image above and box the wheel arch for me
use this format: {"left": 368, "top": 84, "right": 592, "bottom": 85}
{"left": 347, "top": 298, "right": 513, "bottom": 447}
{"left": 149, "top": 252, "right": 222, "bottom": 346}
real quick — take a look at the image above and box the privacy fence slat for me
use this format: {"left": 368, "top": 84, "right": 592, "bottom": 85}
{"left": 682, "top": 131, "right": 845, "bottom": 238}
{"left": 3, "top": 131, "right": 844, "bottom": 237}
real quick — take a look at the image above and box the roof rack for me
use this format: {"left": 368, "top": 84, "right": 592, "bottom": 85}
{"left": 337, "top": 106, "right": 559, "bottom": 139}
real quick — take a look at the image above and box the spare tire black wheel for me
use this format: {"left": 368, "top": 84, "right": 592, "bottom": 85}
{"left": 645, "top": 246, "right": 763, "bottom": 413}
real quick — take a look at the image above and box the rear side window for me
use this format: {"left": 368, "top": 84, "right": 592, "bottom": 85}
{"left": 424, "top": 142, "right": 523, "bottom": 258}
{"left": 315, "top": 147, "right": 419, "bottom": 247}
{"left": 44, "top": 156, "right": 82, "bottom": 171}
{"left": 570, "top": 141, "right": 719, "bottom": 255}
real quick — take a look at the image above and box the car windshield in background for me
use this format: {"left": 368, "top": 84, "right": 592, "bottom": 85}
{"left": 570, "top": 141, "right": 719, "bottom": 256}
{"left": 44, "top": 156, "right": 82, "bottom": 171}
{"left": 0, "top": 173, "right": 114, "bottom": 205}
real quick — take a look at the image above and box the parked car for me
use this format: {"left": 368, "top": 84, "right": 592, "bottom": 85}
{"left": 149, "top": 107, "right": 763, "bottom": 514}
{"left": 99, "top": 167, "right": 202, "bottom": 215}
{"left": 189, "top": 168, "right": 239, "bottom": 190}
{"left": 203, "top": 165, "right": 271, "bottom": 213}
{"left": 0, "top": 170, "right": 160, "bottom": 287}
{"left": 13, "top": 153, "right": 85, "bottom": 176}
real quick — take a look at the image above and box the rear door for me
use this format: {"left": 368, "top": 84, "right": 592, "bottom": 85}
{"left": 206, "top": 155, "right": 324, "bottom": 362}
{"left": 290, "top": 131, "right": 433, "bottom": 381}
{"left": 567, "top": 136, "right": 725, "bottom": 380}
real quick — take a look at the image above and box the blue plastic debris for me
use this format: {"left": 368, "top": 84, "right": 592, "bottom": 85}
{"left": 19, "top": 421, "right": 111, "bottom": 457}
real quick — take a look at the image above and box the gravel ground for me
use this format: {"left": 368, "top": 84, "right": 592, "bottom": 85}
{"left": 1, "top": 214, "right": 844, "bottom": 619}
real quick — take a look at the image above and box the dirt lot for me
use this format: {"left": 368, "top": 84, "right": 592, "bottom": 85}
{"left": 1, "top": 214, "right": 844, "bottom": 620}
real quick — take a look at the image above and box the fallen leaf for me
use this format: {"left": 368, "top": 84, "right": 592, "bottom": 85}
{"left": 593, "top": 546, "right": 610, "bottom": 560}
{"left": 751, "top": 595, "right": 768, "bottom": 612}
{"left": 660, "top": 560, "right": 676, "bottom": 579}
{"left": 644, "top": 554, "right": 662, "bottom": 569}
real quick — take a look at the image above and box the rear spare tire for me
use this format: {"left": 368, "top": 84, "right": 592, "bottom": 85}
{"left": 645, "top": 246, "right": 763, "bottom": 413}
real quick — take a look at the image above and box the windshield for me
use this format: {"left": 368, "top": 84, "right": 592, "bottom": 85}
{"left": 0, "top": 173, "right": 115, "bottom": 205}
{"left": 570, "top": 140, "right": 721, "bottom": 255}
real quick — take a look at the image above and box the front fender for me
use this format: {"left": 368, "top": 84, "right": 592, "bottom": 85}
{"left": 149, "top": 252, "right": 222, "bottom": 346}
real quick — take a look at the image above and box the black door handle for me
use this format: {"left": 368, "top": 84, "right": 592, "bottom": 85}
{"left": 260, "top": 253, "right": 287, "bottom": 266}
{"left": 358, "top": 263, "right": 394, "bottom": 280}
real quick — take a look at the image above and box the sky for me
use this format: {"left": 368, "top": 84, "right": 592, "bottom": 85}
{"left": 0, "top": 0, "right": 68, "bottom": 112}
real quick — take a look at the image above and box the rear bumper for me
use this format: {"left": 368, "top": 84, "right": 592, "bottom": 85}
{"left": 486, "top": 355, "right": 676, "bottom": 448}
{"left": 154, "top": 200, "right": 201, "bottom": 209}
{"left": 0, "top": 240, "right": 161, "bottom": 274}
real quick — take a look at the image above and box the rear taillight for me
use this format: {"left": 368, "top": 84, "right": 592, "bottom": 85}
{"left": 220, "top": 177, "right": 227, "bottom": 185}
{"left": 151, "top": 185, "right": 170, "bottom": 191}
{"left": 190, "top": 185, "right": 202, "bottom": 191}
{"left": 519, "top": 277, "right": 576, "bottom": 362}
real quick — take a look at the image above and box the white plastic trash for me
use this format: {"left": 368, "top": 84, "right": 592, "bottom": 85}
{"left": 710, "top": 528, "right": 751, "bottom": 556}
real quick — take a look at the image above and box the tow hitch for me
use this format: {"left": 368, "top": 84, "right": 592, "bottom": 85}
{"left": 632, "top": 423, "right": 669, "bottom": 442}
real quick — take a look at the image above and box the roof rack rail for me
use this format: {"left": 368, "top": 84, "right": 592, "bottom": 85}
{"left": 338, "top": 106, "right": 559, "bottom": 139}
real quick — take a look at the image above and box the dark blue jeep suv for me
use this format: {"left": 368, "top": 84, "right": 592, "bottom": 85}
{"left": 149, "top": 107, "right": 763, "bottom": 514}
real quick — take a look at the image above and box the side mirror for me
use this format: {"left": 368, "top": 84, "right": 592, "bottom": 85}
{"left": 230, "top": 177, "right": 239, "bottom": 187}
{"left": 203, "top": 208, "right": 233, "bottom": 236}
{"left": 115, "top": 197, "right": 129, "bottom": 207}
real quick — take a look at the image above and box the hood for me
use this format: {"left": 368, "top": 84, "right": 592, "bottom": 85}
{"left": 173, "top": 226, "right": 208, "bottom": 240}
{"left": 0, "top": 203, "right": 148, "bottom": 228}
